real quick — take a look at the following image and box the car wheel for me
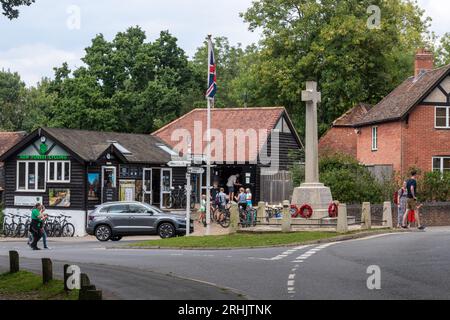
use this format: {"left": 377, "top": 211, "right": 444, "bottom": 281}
{"left": 111, "top": 236, "right": 122, "bottom": 242}
{"left": 158, "top": 222, "right": 175, "bottom": 239}
{"left": 95, "top": 225, "right": 112, "bottom": 242}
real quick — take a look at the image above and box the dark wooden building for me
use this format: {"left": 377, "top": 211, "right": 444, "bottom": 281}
{"left": 0, "top": 131, "right": 26, "bottom": 202}
{"left": 153, "top": 107, "right": 304, "bottom": 204}
{"left": 0, "top": 127, "right": 187, "bottom": 236}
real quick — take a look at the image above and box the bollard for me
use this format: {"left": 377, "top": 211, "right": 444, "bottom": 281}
{"left": 229, "top": 202, "right": 239, "bottom": 234}
{"left": 257, "top": 201, "right": 266, "bottom": 223}
{"left": 361, "top": 202, "right": 372, "bottom": 230}
{"left": 383, "top": 201, "right": 394, "bottom": 229}
{"left": 79, "top": 289, "right": 103, "bottom": 300}
{"left": 336, "top": 203, "right": 348, "bottom": 233}
{"left": 281, "top": 200, "right": 292, "bottom": 233}
{"left": 42, "top": 258, "right": 53, "bottom": 284}
{"left": 9, "top": 251, "right": 19, "bottom": 274}
{"left": 63, "top": 264, "right": 70, "bottom": 292}
{"left": 80, "top": 273, "right": 91, "bottom": 289}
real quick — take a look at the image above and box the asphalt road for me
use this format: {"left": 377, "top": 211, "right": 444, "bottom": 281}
{"left": 1, "top": 227, "right": 450, "bottom": 300}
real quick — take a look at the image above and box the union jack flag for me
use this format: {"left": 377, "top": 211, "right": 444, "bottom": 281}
{"left": 206, "top": 37, "right": 217, "bottom": 99}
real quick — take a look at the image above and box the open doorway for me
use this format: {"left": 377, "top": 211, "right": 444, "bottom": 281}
{"left": 151, "top": 169, "right": 161, "bottom": 207}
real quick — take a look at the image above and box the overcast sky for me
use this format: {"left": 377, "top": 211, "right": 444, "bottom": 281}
{"left": 0, "top": 0, "right": 448, "bottom": 86}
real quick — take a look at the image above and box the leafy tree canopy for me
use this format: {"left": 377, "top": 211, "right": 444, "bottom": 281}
{"left": 240, "top": 0, "right": 431, "bottom": 136}
{"left": 36, "top": 27, "right": 203, "bottom": 133}
{"left": 1, "top": 0, "right": 35, "bottom": 19}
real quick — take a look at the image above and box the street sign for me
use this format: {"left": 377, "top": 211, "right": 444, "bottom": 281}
{"left": 168, "top": 161, "right": 191, "bottom": 167}
{"left": 188, "top": 167, "right": 205, "bottom": 174}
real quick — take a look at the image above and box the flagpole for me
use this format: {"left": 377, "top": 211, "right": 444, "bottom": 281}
{"left": 205, "top": 35, "right": 212, "bottom": 236}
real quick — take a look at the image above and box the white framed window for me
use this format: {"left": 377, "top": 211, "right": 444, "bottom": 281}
{"left": 48, "top": 161, "right": 71, "bottom": 183}
{"left": 433, "top": 157, "right": 450, "bottom": 174}
{"left": 371, "top": 126, "right": 378, "bottom": 151}
{"left": 16, "top": 161, "right": 46, "bottom": 192}
{"left": 435, "top": 106, "right": 450, "bottom": 129}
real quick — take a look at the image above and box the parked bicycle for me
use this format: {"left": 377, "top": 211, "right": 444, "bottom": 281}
{"left": 165, "top": 186, "right": 196, "bottom": 210}
{"left": 1, "top": 213, "right": 14, "bottom": 237}
{"left": 265, "top": 206, "right": 283, "bottom": 223}
{"left": 239, "top": 206, "right": 257, "bottom": 228}
{"left": 44, "top": 214, "right": 75, "bottom": 237}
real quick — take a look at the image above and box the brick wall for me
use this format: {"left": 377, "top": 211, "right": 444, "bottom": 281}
{"left": 319, "top": 127, "right": 357, "bottom": 157}
{"left": 357, "top": 121, "right": 403, "bottom": 172}
{"left": 402, "top": 105, "right": 450, "bottom": 172}
{"left": 347, "top": 202, "right": 450, "bottom": 227}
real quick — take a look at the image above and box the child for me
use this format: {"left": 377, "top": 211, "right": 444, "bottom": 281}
{"left": 245, "top": 188, "right": 253, "bottom": 208}
{"left": 198, "top": 194, "right": 207, "bottom": 227}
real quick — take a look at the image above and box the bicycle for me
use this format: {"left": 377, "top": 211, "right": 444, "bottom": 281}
{"left": 265, "top": 206, "right": 282, "bottom": 223}
{"left": 217, "top": 206, "right": 231, "bottom": 228}
{"left": 165, "top": 186, "right": 196, "bottom": 210}
{"left": 44, "top": 215, "right": 62, "bottom": 237}
{"left": 1, "top": 213, "right": 14, "bottom": 237}
{"left": 59, "top": 214, "right": 75, "bottom": 237}
{"left": 14, "top": 214, "right": 28, "bottom": 238}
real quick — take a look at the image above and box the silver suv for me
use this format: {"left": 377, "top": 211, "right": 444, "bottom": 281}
{"left": 86, "top": 201, "right": 194, "bottom": 241}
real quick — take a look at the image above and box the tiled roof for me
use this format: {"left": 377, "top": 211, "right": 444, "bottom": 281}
{"left": 0, "top": 128, "right": 175, "bottom": 164}
{"left": 333, "top": 103, "right": 373, "bottom": 127}
{"left": 42, "top": 127, "right": 173, "bottom": 163}
{"left": 0, "top": 131, "right": 26, "bottom": 157}
{"left": 356, "top": 64, "right": 450, "bottom": 126}
{"left": 152, "top": 107, "right": 300, "bottom": 162}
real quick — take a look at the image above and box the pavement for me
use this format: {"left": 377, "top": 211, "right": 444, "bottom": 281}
{"left": 1, "top": 227, "right": 450, "bottom": 300}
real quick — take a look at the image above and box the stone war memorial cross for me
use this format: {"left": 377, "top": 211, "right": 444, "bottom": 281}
{"left": 292, "top": 81, "right": 333, "bottom": 219}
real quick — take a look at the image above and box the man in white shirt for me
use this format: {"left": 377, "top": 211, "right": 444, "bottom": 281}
{"left": 227, "top": 173, "right": 240, "bottom": 202}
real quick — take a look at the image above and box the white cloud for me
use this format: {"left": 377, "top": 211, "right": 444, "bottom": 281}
{"left": 0, "top": 44, "right": 83, "bottom": 86}
{"left": 418, "top": 0, "right": 450, "bottom": 37}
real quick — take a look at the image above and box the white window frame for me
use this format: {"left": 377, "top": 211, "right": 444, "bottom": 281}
{"left": 432, "top": 156, "right": 450, "bottom": 174}
{"left": 16, "top": 161, "right": 47, "bottom": 192}
{"left": 435, "top": 106, "right": 450, "bottom": 129}
{"left": 371, "top": 126, "right": 378, "bottom": 151}
{"left": 47, "top": 161, "right": 71, "bottom": 183}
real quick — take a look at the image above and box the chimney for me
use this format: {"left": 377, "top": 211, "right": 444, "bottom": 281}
{"left": 415, "top": 48, "right": 434, "bottom": 78}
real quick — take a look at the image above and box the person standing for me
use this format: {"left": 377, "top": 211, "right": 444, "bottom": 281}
{"left": 397, "top": 181, "right": 408, "bottom": 228}
{"left": 402, "top": 171, "right": 425, "bottom": 230}
{"left": 29, "top": 203, "right": 44, "bottom": 250}
{"left": 227, "top": 173, "right": 240, "bottom": 202}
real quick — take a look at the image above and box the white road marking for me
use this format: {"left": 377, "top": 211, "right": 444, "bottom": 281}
{"left": 288, "top": 274, "right": 296, "bottom": 279}
{"left": 287, "top": 280, "right": 295, "bottom": 286}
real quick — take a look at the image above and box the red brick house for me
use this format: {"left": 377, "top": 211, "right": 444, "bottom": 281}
{"left": 319, "top": 103, "right": 372, "bottom": 158}
{"left": 320, "top": 49, "right": 450, "bottom": 176}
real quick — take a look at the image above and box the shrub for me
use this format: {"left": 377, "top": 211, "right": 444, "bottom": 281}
{"left": 291, "top": 152, "right": 384, "bottom": 204}
{"left": 419, "top": 171, "right": 450, "bottom": 202}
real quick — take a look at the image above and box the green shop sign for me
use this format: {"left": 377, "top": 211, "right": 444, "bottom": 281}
{"left": 17, "top": 155, "right": 69, "bottom": 160}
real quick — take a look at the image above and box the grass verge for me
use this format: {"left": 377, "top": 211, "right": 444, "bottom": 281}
{"left": 127, "top": 229, "right": 396, "bottom": 249}
{"left": 128, "top": 231, "right": 340, "bottom": 249}
{"left": 0, "top": 271, "right": 79, "bottom": 300}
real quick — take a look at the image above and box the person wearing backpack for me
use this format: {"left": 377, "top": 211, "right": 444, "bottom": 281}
{"left": 396, "top": 181, "right": 408, "bottom": 228}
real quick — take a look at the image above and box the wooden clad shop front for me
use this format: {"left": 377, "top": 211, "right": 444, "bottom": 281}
{"left": 0, "top": 127, "right": 186, "bottom": 236}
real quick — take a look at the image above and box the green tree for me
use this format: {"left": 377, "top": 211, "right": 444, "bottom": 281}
{"left": 0, "top": 70, "right": 27, "bottom": 131}
{"left": 43, "top": 27, "right": 202, "bottom": 133}
{"left": 191, "top": 37, "right": 246, "bottom": 108}
{"left": 435, "top": 33, "right": 450, "bottom": 67}
{"left": 1, "top": 0, "right": 35, "bottom": 19}
{"left": 240, "top": 0, "right": 431, "bottom": 137}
